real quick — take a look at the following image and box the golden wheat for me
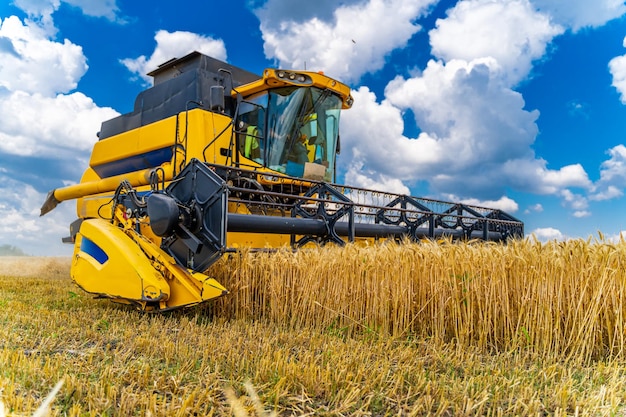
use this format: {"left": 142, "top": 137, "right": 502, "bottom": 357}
{"left": 208, "top": 238, "right": 626, "bottom": 361}
{"left": 2, "top": 238, "right": 626, "bottom": 414}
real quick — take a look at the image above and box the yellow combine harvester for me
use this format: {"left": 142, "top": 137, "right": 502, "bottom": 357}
{"left": 40, "top": 52, "right": 523, "bottom": 311}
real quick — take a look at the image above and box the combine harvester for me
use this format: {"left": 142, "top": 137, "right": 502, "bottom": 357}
{"left": 40, "top": 52, "right": 523, "bottom": 311}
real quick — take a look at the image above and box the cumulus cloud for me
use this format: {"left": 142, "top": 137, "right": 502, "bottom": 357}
{"left": 559, "top": 189, "right": 588, "bottom": 212}
{"left": 13, "top": 0, "right": 124, "bottom": 28}
{"left": 343, "top": 160, "right": 411, "bottom": 195}
{"left": 336, "top": 54, "right": 595, "bottom": 215}
{"left": 525, "top": 203, "right": 543, "bottom": 214}
{"left": 258, "top": 0, "right": 437, "bottom": 83}
{"left": 590, "top": 185, "right": 623, "bottom": 201}
{"left": 61, "top": 0, "right": 123, "bottom": 21}
{"left": 0, "top": 90, "right": 118, "bottom": 157}
{"left": 531, "top": 0, "right": 626, "bottom": 31}
{"left": 0, "top": 13, "right": 119, "bottom": 254}
{"left": 598, "top": 145, "right": 626, "bottom": 183}
{"left": 454, "top": 196, "right": 520, "bottom": 213}
{"left": 429, "top": 0, "right": 563, "bottom": 85}
{"left": 533, "top": 163, "right": 592, "bottom": 193}
{"left": 530, "top": 227, "right": 565, "bottom": 242}
{"left": 589, "top": 144, "right": 626, "bottom": 201}
{"left": 0, "top": 174, "right": 74, "bottom": 255}
{"left": 385, "top": 59, "right": 539, "bottom": 168}
{"left": 255, "top": 0, "right": 362, "bottom": 27}
{"left": 609, "top": 37, "right": 626, "bottom": 104}
{"left": 0, "top": 16, "right": 118, "bottom": 160}
{"left": 605, "top": 230, "right": 626, "bottom": 243}
{"left": 334, "top": 0, "right": 602, "bottom": 217}
{"left": 339, "top": 87, "right": 415, "bottom": 175}
{"left": 608, "top": 33, "right": 626, "bottom": 206}
{"left": 387, "top": 59, "right": 590, "bottom": 195}
{"left": 0, "top": 16, "right": 87, "bottom": 95}
{"left": 121, "top": 30, "right": 227, "bottom": 84}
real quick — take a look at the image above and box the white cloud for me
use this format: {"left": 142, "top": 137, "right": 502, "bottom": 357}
{"left": 605, "top": 230, "right": 626, "bottom": 243}
{"left": 566, "top": 100, "right": 590, "bottom": 121}
{"left": 255, "top": 0, "right": 362, "bottom": 28}
{"left": 334, "top": 0, "right": 600, "bottom": 216}
{"left": 530, "top": 227, "right": 565, "bottom": 241}
{"left": 121, "top": 30, "right": 228, "bottom": 84}
{"left": 539, "top": 164, "right": 593, "bottom": 192}
{"left": 339, "top": 86, "right": 422, "bottom": 177}
{"left": 559, "top": 189, "right": 589, "bottom": 212}
{"left": 0, "top": 13, "right": 120, "bottom": 255}
{"left": 587, "top": 144, "right": 626, "bottom": 201}
{"left": 13, "top": 0, "right": 60, "bottom": 17}
{"left": 13, "top": 0, "right": 124, "bottom": 26}
{"left": 531, "top": 0, "right": 626, "bottom": 31}
{"left": 338, "top": 59, "right": 593, "bottom": 208}
{"left": 0, "top": 16, "right": 118, "bottom": 160}
{"left": 385, "top": 59, "right": 539, "bottom": 160}
{"left": 0, "top": 16, "right": 87, "bottom": 95}
{"left": 429, "top": 0, "right": 563, "bottom": 85}
{"left": 496, "top": 159, "right": 593, "bottom": 196}
{"left": 259, "top": 0, "right": 438, "bottom": 83}
{"left": 381, "top": 59, "right": 543, "bottom": 194}
{"left": 0, "top": 174, "right": 74, "bottom": 255}
{"left": 598, "top": 144, "right": 626, "bottom": 182}
{"left": 524, "top": 203, "right": 543, "bottom": 214}
{"left": 609, "top": 38, "right": 626, "bottom": 105}
{"left": 12, "top": 0, "right": 59, "bottom": 34}
{"left": 590, "top": 185, "right": 623, "bottom": 201}
{"left": 62, "top": 0, "right": 122, "bottom": 21}
{"left": 0, "top": 90, "right": 118, "bottom": 157}
{"left": 454, "top": 195, "right": 520, "bottom": 213}
{"left": 343, "top": 160, "right": 411, "bottom": 195}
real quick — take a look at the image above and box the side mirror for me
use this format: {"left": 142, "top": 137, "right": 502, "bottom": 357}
{"left": 210, "top": 86, "right": 225, "bottom": 112}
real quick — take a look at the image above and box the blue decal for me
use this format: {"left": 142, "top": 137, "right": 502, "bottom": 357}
{"left": 92, "top": 147, "right": 173, "bottom": 178}
{"left": 80, "top": 237, "right": 109, "bottom": 264}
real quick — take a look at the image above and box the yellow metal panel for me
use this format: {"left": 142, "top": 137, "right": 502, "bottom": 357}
{"left": 57, "top": 163, "right": 173, "bottom": 203}
{"left": 176, "top": 109, "right": 234, "bottom": 166}
{"left": 89, "top": 116, "right": 178, "bottom": 167}
{"left": 72, "top": 217, "right": 228, "bottom": 310}
{"left": 72, "top": 219, "right": 171, "bottom": 302}
{"left": 227, "top": 231, "right": 291, "bottom": 249}
{"left": 235, "top": 68, "right": 353, "bottom": 109}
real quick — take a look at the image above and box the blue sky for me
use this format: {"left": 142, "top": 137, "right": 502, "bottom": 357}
{"left": 2, "top": 0, "right": 626, "bottom": 255}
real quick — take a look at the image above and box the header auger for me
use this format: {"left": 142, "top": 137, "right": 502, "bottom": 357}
{"left": 41, "top": 52, "right": 523, "bottom": 311}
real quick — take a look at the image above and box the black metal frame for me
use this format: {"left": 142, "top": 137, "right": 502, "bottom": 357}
{"left": 116, "top": 161, "right": 524, "bottom": 272}
{"left": 291, "top": 182, "right": 355, "bottom": 247}
{"left": 215, "top": 164, "right": 524, "bottom": 245}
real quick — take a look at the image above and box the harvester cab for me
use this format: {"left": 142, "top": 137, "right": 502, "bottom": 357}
{"left": 232, "top": 74, "right": 348, "bottom": 182}
{"left": 40, "top": 52, "right": 524, "bottom": 312}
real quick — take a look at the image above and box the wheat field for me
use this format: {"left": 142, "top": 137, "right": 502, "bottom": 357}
{"left": 2, "top": 238, "right": 626, "bottom": 415}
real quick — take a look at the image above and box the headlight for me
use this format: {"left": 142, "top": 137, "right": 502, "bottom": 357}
{"left": 273, "top": 70, "right": 312, "bottom": 85}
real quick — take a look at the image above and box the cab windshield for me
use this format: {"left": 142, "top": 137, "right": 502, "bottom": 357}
{"left": 236, "top": 86, "right": 342, "bottom": 182}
